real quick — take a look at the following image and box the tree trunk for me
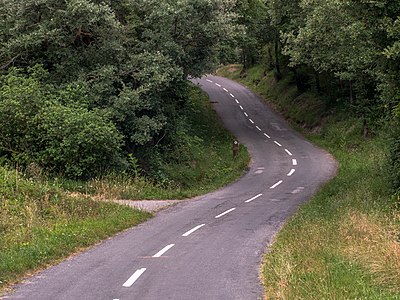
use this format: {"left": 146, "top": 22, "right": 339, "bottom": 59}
{"left": 363, "top": 116, "right": 369, "bottom": 138}
{"left": 274, "top": 33, "right": 282, "bottom": 80}
{"left": 293, "top": 68, "right": 301, "bottom": 91}
{"left": 349, "top": 80, "right": 354, "bottom": 105}
{"left": 315, "top": 71, "right": 321, "bottom": 93}
{"left": 267, "top": 46, "right": 274, "bottom": 71}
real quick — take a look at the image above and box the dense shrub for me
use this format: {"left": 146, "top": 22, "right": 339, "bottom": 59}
{"left": 34, "top": 104, "right": 125, "bottom": 178}
{"left": 0, "top": 67, "right": 124, "bottom": 178}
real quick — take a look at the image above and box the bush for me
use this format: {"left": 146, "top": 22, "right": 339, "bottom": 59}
{"left": 0, "top": 67, "right": 125, "bottom": 179}
{"left": 34, "top": 104, "right": 125, "bottom": 178}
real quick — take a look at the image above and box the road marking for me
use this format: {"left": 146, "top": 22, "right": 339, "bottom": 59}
{"left": 240, "top": 105, "right": 244, "bottom": 110}
{"left": 287, "top": 169, "right": 295, "bottom": 176}
{"left": 292, "top": 159, "right": 298, "bottom": 166}
{"left": 153, "top": 244, "right": 175, "bottom": 258}
{"left": 264, "top": 133, "right": 271, "bottom": 139}
{"left": 215, "top": 83, "right": 221, "bottom": 87}
{"left": 215, "top": 208, "right": 236, "bottom": 219}
{"left": 274, "top": 141, "right": 282, "bottom": 147}
{"left": 235, "top": 99, "right": 240, "bottom": 104}
{"left": 249, "top": 119, "right": 254, "bottom": 124}
{"left": 244, "top": 112, "right": 248, "bottom": 117}
{"left": 285, "top": 149, "right": 293, "bottom": 156}
{"left": 206, "top": 79, "right": 213, "bottom": 83}
{"left": 182, "top": 224, "right": 206, "bottom": 237}
{"left": 245, "top": 194, "right": 263, "bottom": 203}
{"left": 230, "top": 93, "right": 235, "bottom": 98}
{"left": 256, "top": 126, "right": 262, "bottom": 131}
{"left": 270, "top": 180, "right": 283, "bottom": 189}
{"left": 291, "top": 187, "right": 304, "bottom": 194}
{"left": 123, "top": 268, "right": 147, "bottom": 287}
{"left": 223, "top": 88, "right": 229, "bottom": 92}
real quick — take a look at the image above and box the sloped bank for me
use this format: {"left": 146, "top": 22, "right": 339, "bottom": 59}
{"left": 218, "top": 65, "right": 400, "bottom": 299}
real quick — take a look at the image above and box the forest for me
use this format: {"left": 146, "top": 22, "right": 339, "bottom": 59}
{"left": 0, "top": 0, "right": 399, "bottom": 192}
{"left": 234, "top": 0, "right": 400, "bottom": 192}
{"left": 0, "top": 0, "right": 240, "bottom": 180}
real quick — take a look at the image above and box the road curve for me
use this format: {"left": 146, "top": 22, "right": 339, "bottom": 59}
{"left": 4, "top": 75, "right": 337, "bottom": 300}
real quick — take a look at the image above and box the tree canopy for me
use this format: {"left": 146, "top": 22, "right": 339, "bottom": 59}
{"left": 0, "top": 0, "right": 239, "bottom": 178}
{"left": 232, "top": 0, "right": 400, "bottom": 190}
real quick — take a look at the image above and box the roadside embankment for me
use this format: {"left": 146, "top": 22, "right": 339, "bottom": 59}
{"left": 218, "top": 65, "right": 400, "bottom": 299}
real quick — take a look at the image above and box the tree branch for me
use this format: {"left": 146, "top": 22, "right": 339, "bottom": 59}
{"left": 0, "top": 54, "right": 20, "bottom": 71}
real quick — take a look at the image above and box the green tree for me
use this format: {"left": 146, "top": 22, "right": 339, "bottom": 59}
{"left": 131, "top": 0, "right": 240, "bottom": 78}
{"left": 233, "top": 0, "right": 270, "bottom": 68}
{"left": 0, "top": 0, "right": 240, "bottom": 179}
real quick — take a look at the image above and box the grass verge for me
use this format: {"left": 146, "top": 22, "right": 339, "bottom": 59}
{"left": 0, "top": 84, "right": 249, "bottom": 293}
{"left": 218, "top": 65, "right": 400, "bottom": 299}
{"left": 0, "top": 168, "right": 152, "bottom": 293}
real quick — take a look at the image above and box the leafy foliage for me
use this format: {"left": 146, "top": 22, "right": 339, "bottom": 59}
{"left": 0, "top": 67, "right": 124, "bottom": 178}
{"left": 232, "top": 0, "right": 400, "bottom": 189}
{"left": 0, "top": 0, "right": 239, "bottom": 179}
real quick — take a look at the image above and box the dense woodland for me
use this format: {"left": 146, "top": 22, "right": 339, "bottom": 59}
{"left": 231, "top": 0, "right": 400, "bottom": 192}
{"left": 0, "top": 0, "right": 399, "bottom": 192}
{"left": 0, "top": 0, "right": 240, "bottom": 179}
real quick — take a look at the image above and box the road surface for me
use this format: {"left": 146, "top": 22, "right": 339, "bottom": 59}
{"left": 4, "top": 75, "right": 337, "bottom": 300}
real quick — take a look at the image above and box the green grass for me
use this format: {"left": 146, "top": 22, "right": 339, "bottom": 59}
{"left": 0, "top": 83, "right": 249, "bottom": 293}
{"left": 0, "top": 167, "right": 152, "bottom": 292}
{"left": 218, "top": 65, "right": 400, "bottom": 299}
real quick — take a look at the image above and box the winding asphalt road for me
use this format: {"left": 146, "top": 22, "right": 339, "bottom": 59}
{"left": 4, "top": 75, "right": 337, "bottom": 300}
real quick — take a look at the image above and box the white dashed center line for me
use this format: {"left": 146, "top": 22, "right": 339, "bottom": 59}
{"left": 117, "top": 78, "right": 306, "bottom": 296}
{"left": 182, "top": 224, "right": 206, "bottom": 237}
{"left": 123, "top": 268, "right": 147, "bottom": 287}
{"left": 287, "top": 169, "right": 295, "bottom": 176}
{"left": 153, "top": 244, "right": 175, "bottom": 258}
{"left": 245, "top": 194, "right": 263, "bottom": 203}
{"left": 270, "top": 180, "right": 283, "bottom": 189}
{"left": 215, "top": 208, "right": 236, "bottom": 219}
{"left": 291, "top": 187, "right": 304, "bottom": 194}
